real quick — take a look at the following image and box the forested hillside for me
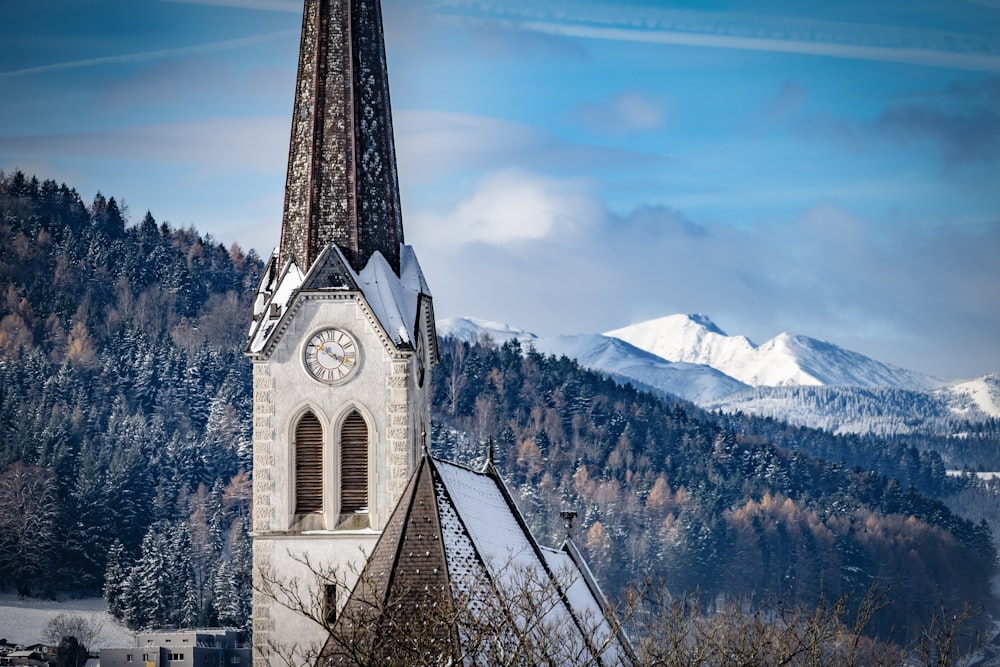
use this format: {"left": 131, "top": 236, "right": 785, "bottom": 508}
{"left": 431, "top": 337, "right": 996, "bottom": 641}
{"left": 0, "top": 172, "right": 254, "bottom": 628}
{"left": 707, "top": 384, "right": 1000, "bottom": 466}
{"left": 0, "top": 171, "right": 996, "bottom": 644}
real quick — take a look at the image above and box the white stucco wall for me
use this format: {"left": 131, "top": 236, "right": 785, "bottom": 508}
{"left": 249, "top": 289, "right": 432, "bottom": 667}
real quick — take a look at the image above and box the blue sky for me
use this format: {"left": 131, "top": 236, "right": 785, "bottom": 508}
{"left": 1, "top": 0, "right": 998, "bottom": 379}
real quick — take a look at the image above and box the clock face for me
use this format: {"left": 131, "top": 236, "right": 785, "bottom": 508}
{"left": 304, "top": 328, "right": 359, "bottom": 384}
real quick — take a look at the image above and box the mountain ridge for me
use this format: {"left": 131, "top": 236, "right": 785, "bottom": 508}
{"left": 605, "top": 313, "right": 946, "bottom": 391}
{"left": 437, "top": 314, "right": 1000, "bottom": 438}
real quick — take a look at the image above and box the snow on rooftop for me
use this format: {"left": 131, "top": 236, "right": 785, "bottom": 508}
{"left": 247, "top": 243, "right": 431, "bottom": 354}
{"left": 542, "top": 544, "right": 625, "bottom": 663}
{"left": 273, "top": 262, "right": 305, "bottom": 309}
{"left": 247, "top": 260, "right": 305, "bottom": 353}
{"left": 432, "top": 458, "right": 625, "bottom": 661}
{"left": 399, "top": 244, "right": 431, "bottom": 296}
{"left": 434, "top": 459, "right": 534, "bottom": 571}
{"left": 357, "top": 251, "right": 418, "bottom": 347}
{"left": 249, "top": 250, "right": 277, "bottom": 336}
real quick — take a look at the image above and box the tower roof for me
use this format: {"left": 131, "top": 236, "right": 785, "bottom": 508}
{"left": 279, "top": 0, "right": 404, "bottom": 277}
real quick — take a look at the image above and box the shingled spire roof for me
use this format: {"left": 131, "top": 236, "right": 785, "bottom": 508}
{"left": 320, "top": 455, "right": 634, "bottom": 665}
{"left": 246, "top": 0, "right": 436, "bottom": 359}
{"left": 279, "top": 0, "right": 404, "bottom": 278}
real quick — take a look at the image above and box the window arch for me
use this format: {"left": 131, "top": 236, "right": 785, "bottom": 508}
{"left": 294, "top": 411, "right": 323, "bottom": 514}
{"left": 340, "top": 411, "right": 369, "bottom": 513}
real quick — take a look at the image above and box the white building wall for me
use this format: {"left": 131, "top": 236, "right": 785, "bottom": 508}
{"left": 250, "top": 290, "right": 427, "bottom": 666}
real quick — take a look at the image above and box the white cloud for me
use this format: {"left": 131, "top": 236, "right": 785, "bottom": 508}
{"left": 394, "top": 112, "right": 550, "bottom": 186}
{"left": 409, "top": 169, "right": 602, "bottom": 247}
{"left": 97, "top": 55, "right": 292, "bottom": 114}
{"left": 417, "top": 191, "right": 1000, "bottom": 377}
{"left": 613, "top": 92, "right": 667, "bottom": 132}
{"left": 393, "top": 109, "right": 663, "bottom": 199}
{"left": 434, "top": 1, "right": 1000, "bottom": 73}
{"left": 574, "top": 92, "right": 668, "bottom": 135}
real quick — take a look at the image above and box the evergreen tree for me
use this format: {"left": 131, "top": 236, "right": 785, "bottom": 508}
{"left": 0, "top": 462, "right": 60, "bottom": 596}
{"left": 55, "top": 636, "right": 88, "bottom": 667}
{"left": 103, "top": 540, "right": 128, "bottom": 619}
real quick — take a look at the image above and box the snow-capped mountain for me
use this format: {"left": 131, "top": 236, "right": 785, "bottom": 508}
{"left": 605, "top": 314, "right": 944, "bottom": 391}
{"left": 438, "top": 317, "right": 747, "bottom": 403}
{"left": 529, "top": 334, "right": 749, "bottom": 404}
{"left": 436, "top": 314, "right": 999, "bottom": 436}
{"left": 437, "top": 317, "right": 538, "bottom": 346}
{"left": 939, "top": 373, "right": 1000, "bottom": 419}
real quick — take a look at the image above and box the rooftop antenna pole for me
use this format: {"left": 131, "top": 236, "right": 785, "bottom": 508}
{"left": 560, "top": 510, "right": 578, "bottom": 540}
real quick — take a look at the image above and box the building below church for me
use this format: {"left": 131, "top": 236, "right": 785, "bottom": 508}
{"left": 100, "top": 630, "right": 250, "bottom": 667}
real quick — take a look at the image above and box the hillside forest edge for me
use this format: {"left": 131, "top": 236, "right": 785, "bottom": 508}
{"left": 0, "top": 172, "right": 998, "bottom": 645}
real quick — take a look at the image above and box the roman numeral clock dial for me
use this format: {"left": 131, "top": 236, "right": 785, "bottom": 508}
{"left": 303, "top": 328, "right": 359, "bottom": 384}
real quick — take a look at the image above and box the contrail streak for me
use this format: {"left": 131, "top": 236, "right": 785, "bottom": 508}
{"left": 0, "top": 30, "right": 297, "bottom": 79}
{"left": 522, "top": 21, "right": 1000, "bottom": 73}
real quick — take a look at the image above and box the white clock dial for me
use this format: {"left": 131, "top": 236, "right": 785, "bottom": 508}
{"left": 304, "top": 328, "right": 359, "bottom": 383}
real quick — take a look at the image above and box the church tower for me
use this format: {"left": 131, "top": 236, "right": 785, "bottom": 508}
{"left": 245, "top": 1, "right": 437, "bottom": 664}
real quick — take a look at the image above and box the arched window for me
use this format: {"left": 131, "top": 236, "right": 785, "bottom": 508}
{"left": 340, "top": 411, "right": 368, "bottom": 513}
{"left": 295, "top": 411, "right": 323, "bottom": 513}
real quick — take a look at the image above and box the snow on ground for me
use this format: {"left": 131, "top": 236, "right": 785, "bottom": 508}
{"left": 0, "top": 595, "right": 134, "bottom": 649}
{"left": 946, "top": 470, "right": 1000, "bottom": 481}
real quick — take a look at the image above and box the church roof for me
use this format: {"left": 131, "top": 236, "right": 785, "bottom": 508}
{"left": 321, "top": 455, "right": 633, "bottom": 665}
{"left": 246, "top": 243, "right": 431, "bottom": 356}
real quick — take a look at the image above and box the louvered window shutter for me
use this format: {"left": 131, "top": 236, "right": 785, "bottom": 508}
{"left": 340, "top": 411, "right": 368, "bottom": 513}
{"left": 295, "top": 412, "right": 323, "bottom": 513}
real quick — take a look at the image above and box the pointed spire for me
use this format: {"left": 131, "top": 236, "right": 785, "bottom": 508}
{"left": 279, "top": 0, "right": 404, "bottom": 278}
{"left": 482, "top": 437, "right": 495, "bottom": 474}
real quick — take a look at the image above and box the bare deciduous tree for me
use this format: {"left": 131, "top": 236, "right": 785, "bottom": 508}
{"left": 44, "top": 613, "right": 105, "bottom": 652}
{"left": 630, "top": 584, "right": 984, "bottom": 667}
{"left": 913, "top": 604, "right": 985, "bottom": 667}
{"left": 254, "top": 550, "right": 634, "bottom": 667}
{"left": 255, "top": 555, "right": 985, "bottom": 667}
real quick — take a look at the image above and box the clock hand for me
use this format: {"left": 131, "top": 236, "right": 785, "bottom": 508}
{"left": 318, "top": 343, "right": 344, "bottom": 363}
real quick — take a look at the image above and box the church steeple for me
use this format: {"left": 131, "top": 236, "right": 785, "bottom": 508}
{"left": 247, "top": 4, "right": 436, "bottom": 662}
{"left": 279, "top": 0, "right": 404, "bottom": 277}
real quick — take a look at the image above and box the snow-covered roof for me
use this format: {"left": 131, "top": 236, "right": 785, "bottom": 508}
{"left": 246, "top": 257, "right": 305, "bottom": 354}
{"left": 399, "top": 244, "right": 431, "bottom": 297}
{"left": 324, "top": 455, "right": 632, "bottom": 665}
{"left": 357, "top": 251, "right": 417, "bottom": 347}
{"left": 246, "top": 243, "right": 431, "bottom": 356}
{"left": 435, "top": 458, "right": 628, "bottom": 663}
